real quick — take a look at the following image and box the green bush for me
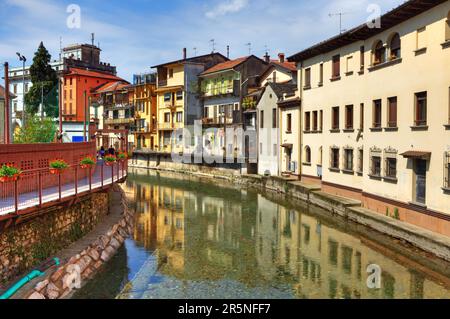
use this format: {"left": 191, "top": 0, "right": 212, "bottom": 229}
{"left": 49, "top": 159, "right": 69, "bottom": 169}
{"left": 0, "top": 165, "right": 21, "bottom": 177}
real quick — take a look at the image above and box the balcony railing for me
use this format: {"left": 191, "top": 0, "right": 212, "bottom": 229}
{"left": 104, "top": 118, "right": 135, "bottom": 125}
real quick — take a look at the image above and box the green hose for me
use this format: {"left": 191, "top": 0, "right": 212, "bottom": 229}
{"left": 0, "top": 257, "right": 60, "bottom": 300}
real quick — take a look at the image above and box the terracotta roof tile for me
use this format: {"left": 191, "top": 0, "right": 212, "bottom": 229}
{"left": 67, "top": 68, "right": 125, "bottom": 81}
{"left": 201, "top": 57, "right": 250, "bottom": 75}
{"left": 270, "top": 60, "right": 297, "bottom": 72}
{"left": 93, "top": 81, "right": 130, "bottom": 94}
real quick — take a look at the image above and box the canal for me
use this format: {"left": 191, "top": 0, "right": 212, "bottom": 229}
{"left": 74, "top": 169, "right": 450, "bottom": 299}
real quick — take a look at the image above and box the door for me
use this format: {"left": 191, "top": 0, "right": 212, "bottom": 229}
{"left": 286, "top": 149, "right": 292, "bottom": 172}
{"left": 414, "top": 159, "right": 426, "bottom": 204}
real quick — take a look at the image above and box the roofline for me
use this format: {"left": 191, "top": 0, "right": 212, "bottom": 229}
{"left": 200, "top": 55, "right": 268, "bottom": 77}
{"left": 151, "top": 52, "right": 229, "bottom": 69}
{"left": 288, "top": 0, "right": 447, "bottom": 62}
{"left": 259, "top": 63, "right": 296, "bottom": 80}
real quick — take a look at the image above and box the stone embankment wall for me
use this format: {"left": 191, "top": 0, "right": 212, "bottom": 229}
{"left": 25, "top": 185, "right": 134, "bottom": 299}
{"left": 0, "top": 192, "right": 109, "bottom": 285}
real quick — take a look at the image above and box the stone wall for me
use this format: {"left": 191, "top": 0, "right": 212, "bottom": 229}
{"left": 0, "top": 192, "right": 109, "bottom": 285}
{"left": 26, "top": 185, "right": 134, "bottom": 299}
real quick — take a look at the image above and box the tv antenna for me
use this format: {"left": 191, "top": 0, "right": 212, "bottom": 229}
{"left": 329, "top": 12, "right": 350, "bottom": 34}
{"left": 209, "top": 39, "right": 216, "bottom": 53}
{"left": 193, "top": 47, "right": 198, "bottom": 56}
{"left": 245, "top": 42, "right": 252, "bottom": 55}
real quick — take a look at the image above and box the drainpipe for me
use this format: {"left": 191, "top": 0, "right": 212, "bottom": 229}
{"left": 4, "top": 62, "right": 10, "bottom": 144}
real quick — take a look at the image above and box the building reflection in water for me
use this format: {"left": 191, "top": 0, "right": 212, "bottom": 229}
{"left": 122, "top": 172, "right": 450, "bottom": 299}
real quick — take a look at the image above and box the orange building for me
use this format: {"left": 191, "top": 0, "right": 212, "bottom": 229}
{"left": 62, "top": 68, "right": 124, "bottom": 122}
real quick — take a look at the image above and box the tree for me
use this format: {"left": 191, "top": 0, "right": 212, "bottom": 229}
{"left": 14, "top": 115, "right": 56, "bottom": 144}
{"left": 25, "top": 42, "right": 59, "bottom": 117}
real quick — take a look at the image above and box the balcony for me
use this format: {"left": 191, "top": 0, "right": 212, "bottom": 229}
{"left": 203, "top": 85, "right": 234, "bottom": 98}
{"left": 104, "top": 103, "right": 134, "bottom": 110}
{"left": 158, "top": 122, "right": 183, "bottom": 130}
{"left": 104, "top": 118, "right": 135, "bottom": 125}
{"left": 202, "top": 116, "right": 233, "bottom": 126}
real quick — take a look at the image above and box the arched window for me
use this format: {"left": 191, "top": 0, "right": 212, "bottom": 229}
{"left": 446, "top": 11, "right": 450, "bottom": 41}
{"left": 389, "top": 33, "right": 401, "bottom": 59}
{"left": 305, "top": 146, "right": 311, "bottom": 164}
{"left": 372, "top": 40, "right": 385, "bottom": 65}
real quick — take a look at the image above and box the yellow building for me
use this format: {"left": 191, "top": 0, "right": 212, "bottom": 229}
{"left": 152, "top": 50, "right": 228, "bottom": 153}
{"left": 288, "top": 0, "right": 450, "bottom": 235}
{"left": 132, "top": 73, "right": 157, "bottom": 150}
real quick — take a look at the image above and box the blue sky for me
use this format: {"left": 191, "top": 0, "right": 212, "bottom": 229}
{"left": 0, "top": 0, "right": 405, "bottom": 81}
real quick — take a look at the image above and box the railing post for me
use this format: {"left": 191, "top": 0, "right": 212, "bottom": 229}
{"left": 14, "top": 179, "right": 18, "bottom": 214}
{"left": 75, "top": 166, "right": 78, "bottom": 196}
{"left": 111, "top": 163, "right": 114, "bottom": 185}
{"left": 117, "top": 160, "right": 120, "bottom": 181}
{"left": 89, "top": 166, "right": 92, "bottom": 191}
{"left": 38, "top": 171, "right": 42, "bottom": 207}
{"left": 58, "top": 173, "right": 62, "bottom": 201}
{"left": 101, "top": 162, "right": 104, "bottom": 188}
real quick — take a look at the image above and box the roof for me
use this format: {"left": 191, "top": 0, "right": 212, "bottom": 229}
{"left": 93, "top": 81, "right": 131, "bottom": 94}
{"left": 200, "top": 56, "right": 250, "bottom": 76}
{"left": 66, "top": 68, "right": 124, "bottom": 81}
{"left": 151, "top": 52, "right": 228, "bottom": 68}
{"left": 0, "top": 85, "right": 15, "bottom": 99}
{"left": 288, "top": 0, "right": 447, "bottom": 62}
{"left": 270, "top": 60, "right": 297, "bottom": 72}
{"left": 268, "top": 82, "right": 297, "bottom": 99}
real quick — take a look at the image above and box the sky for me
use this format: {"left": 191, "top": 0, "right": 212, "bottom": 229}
{"left": 0, "top": 0, "right": 406, "bottom": 81}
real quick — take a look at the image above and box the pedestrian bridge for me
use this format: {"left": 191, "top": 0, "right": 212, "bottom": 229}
{"left": 0, "top": 142, "right": 127, "bottom": 223}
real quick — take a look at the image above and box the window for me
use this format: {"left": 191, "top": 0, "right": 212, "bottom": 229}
{"left": 416, "top": 27, "right": 426, "bottom": 50}
{"left": 272, "top": 108, "right": 277, "bottom": 128}
{"left": 164, "top": 112, "right": 170, "bottom": 122}
{"left": 305, "top": 112, "right": 311, "bottom": 131}
{"left": 164, "top": 93, "right": 171, "bottom": 102}
{"left": 344, "top": 149, "right": 353, "bottom": 171}
{"left": 260, "top": 110, "right": 264, "bottom": 129}
{"left": 446, "top": 11, "right": 450, "bottom": 41}
{"left": 332, "top": 55, "right": 340, "bottom": 78}
{"left": 304, "top": 68, "right": 311, "bottom": 88}
{"left": 373, "top": 40, "right": 386, "bottom": 65}
{"left": 320, "top": 110, "right": 323, "bottom": 131}
{"left": 330, "top": 148, "right": 340, "bottom": 170}
{"left": 176, "top": 112, "right": 183, "bottom": 122}
{"left": 304, "top": 146, "right": 311, "bottom": 164}
{"left": 387, "top": 97, "right": 397, "bottom": 127}
{"left": 168, "top": 68, "right": 174, "bottom": 78}
{"left": 385, "top": 158, "right": 397, "bottom": 179}
{"left": 415, "top": 92, "right": 427, "bottom": 126}
{"left": 319, "top": 63, "right": 324, "bottom": 85}
{"left": 389, "top": 33, "right": 401, "bottom": 59}
{"left": 445, "top": 151, "right": 450, "bottom": 189}
{"left": 332, "top": 106, "right": 340, "bottom": 130}
{"left": 370, "top": 156, "right": 382, "bottom": 177}
{"left": 24, "top": 84, "right": 28, "bottom": 93}
{"left": 360, "top": 103, "right": 364, "bottom": 130}
{"left": 346, "top": 56, "right": 353, "bottom": 74}
{"left": 176, "top": 91, "right": 183, "bottom": 100}
{"left": 13, "top": 84, "right": 17, "bottom": 94}
{"left": 360, "top": 46, "right": 365, "bottom": 71}
{"left": 373, "top": 100, "right": 382, "bottom": 128}
{"left": 286, "top": 114, "right": 292, "bottom": 132}
{"left": 345, "top": 105, "right": 353, "bottom": 129}
{"left": 313, "top": 111, "right": 318, "bottom": 131}
{"left": 358, "top": 149, "right": 364, "bottom": 173}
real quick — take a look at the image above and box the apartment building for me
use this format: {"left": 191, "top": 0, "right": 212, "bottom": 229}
{"left": 152, "top": 50, "right": 228, "bottom": 153}
{"left": 133, "top": 73, "right": 157, "bottom": 150}
{"left": 289, "top": 0, "right": 450, "bottom": 235}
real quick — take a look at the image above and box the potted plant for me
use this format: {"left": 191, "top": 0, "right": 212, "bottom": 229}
{"left": 80, "top": 156, "right": 96, "bottom": 169}
{"left": 49, "top": 159, "right": 69, "bottom": 175}
{"left": 117, "top": 152, "right": 127, "bottom": 162}
{"left": 104, "top": 154, "right": 116, "bottom": 166}
{"left": 0, "top": 165, "right": 22, "bottom": 183}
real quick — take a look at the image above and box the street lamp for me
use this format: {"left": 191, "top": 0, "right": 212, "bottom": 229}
{"left": 16, "top": 52, "right": 27, "bottom": 127}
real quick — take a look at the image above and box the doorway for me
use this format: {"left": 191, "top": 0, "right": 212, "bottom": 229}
{"left": 413, "top": 159, "right": 427, "bottom": 204}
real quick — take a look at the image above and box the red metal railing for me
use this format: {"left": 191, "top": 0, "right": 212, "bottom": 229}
{"left": 0, "top": 160, "right": 127, "bottom": 217}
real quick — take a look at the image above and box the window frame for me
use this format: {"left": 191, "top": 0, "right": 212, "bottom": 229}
{"left": 332, "top": 106, "right": 340, "bottom": 130}
{"left": 372, "top": 99, "right": 382, "bottom": 128}
{"left": 332, "top": 55, "right": 341, "bottom": 79}
{"left": 304, "top": 111, "right": 311, "bottom": 131}
{"left": 330, "top": 147, "right": 340, "bottom": 170}
{"left": 387, "top": 96, "right": 397, "bottom": 128}
{"left": 414, "top": 91, "right": 427, "bottom": 127}
{"left": 345, "top": 105, "right": 354, "bottom": 130}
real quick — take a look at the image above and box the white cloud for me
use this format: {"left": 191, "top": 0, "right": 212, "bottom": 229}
{"left": 205, "top": 0, "right": 249, "bottom": 19}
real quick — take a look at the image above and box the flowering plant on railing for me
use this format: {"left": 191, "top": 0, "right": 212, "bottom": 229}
{"left": 0, "top": 164, "right": 22, "bottom": 183}
{"left": 117, "top": 152, "right": 128, "bottom": 162}
{"left": 104, "top": 155, "right": 117, "bottom": 166}
{"left": 80, "top": 156, "right": 96, "bottom": 169}
{"left": 49, "top": 159, "right": 69, "bottom": 175}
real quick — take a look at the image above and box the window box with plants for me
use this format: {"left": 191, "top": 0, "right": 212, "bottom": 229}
{"left": 104, "top": 155, "right": 117, "bottom": 166}
{"left": 0, "top": 165, "right": 22, "bottom": 183}
{"left": 80, "top": 156, "right": 96, "bottom": 169}
{"left": 49, "top": 159, "right": 69, "bottom": 175}
{"left": 117, "top": 152, "right": 128, "bottom": 162}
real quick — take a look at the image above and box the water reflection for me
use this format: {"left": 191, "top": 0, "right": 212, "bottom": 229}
{"left": 78, "top": 171, "right": 450, "bottom": 299}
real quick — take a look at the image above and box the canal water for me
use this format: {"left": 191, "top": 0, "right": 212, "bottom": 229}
{"left": 74, "top": 170, "right": 450, "bottom": 299}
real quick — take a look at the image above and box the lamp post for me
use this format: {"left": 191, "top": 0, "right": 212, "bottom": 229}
{"left": 16, "top": 52, "right": 27, "bottom": 127}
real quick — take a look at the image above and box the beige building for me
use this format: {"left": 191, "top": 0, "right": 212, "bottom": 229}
{"left": 289, "top": 0, "right": 450, "bottom": 236}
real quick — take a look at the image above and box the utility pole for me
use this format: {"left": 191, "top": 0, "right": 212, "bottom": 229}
{"left": 16, "top": 53, "right": 27, "bottom": 127}
{"left": 4, "top": 62, "right": 10, "bottom": 144}
{"left": 209, "top": 39, "right": 216, "bottom": 53}
{"left": 83, "top": 90, "right": 87, "bottom": 142}
{"left": 58, "top": 77, "right": 63, "bottom": 142}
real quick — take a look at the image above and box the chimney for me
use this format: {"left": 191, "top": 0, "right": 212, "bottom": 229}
{"left": 264, "top": 52, "right": 270, "bottom": 63}
{"left": 227, "top": 45, "right": 230, "bottom": 59}
{"left": 278, "top": 53, "right": 285, "bottom": 63}
{"left": 183, "top": 48, "right": 187, "bottom": 60}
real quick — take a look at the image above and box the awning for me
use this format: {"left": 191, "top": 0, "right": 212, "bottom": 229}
{"left": 281, "top": 143, "right": 293, "bottom": 149}
{"left": 400, "top": 151, "right": 431, "bottom": 159}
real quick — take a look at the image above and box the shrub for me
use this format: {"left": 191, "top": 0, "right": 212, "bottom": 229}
{"left": 80, "top": 156, "right": 96, "bottom": 166}
{"left": 49, "top": 159, "right": 69, "bottom": 170}
{"left": 0, "top": 165, "right": 21, "bottom": 177}
{"left": 104, "top": 155, "right": 117, "bottom": 163}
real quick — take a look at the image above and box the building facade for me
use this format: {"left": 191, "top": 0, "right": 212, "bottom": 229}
{"left": 133, "top": 73, "right": 157, "bottom": 150}
{"left": 152, "top": 51, "right": 228, "bottom": 153}
{"left": 289, "top": 0, "right": 450, "bottom": 235}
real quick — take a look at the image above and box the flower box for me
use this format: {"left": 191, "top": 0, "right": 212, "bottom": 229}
{"left": 0, "top": 165, "right": 22, "bottom": 183}
{"left": 49, "top": 159, "right": 69, "bottom": 174}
